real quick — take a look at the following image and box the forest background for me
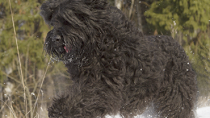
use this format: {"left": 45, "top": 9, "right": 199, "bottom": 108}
{"left": 0, "top": 0, "right": 210, "bottom": 117}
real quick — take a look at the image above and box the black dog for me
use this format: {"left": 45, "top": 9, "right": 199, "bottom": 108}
{"left": 40, "top": 0, "right": 197, "bottom": 118}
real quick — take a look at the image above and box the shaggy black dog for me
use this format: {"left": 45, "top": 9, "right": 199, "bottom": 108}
{"left": 40, "top": 0, "right": 197, "bottom": 118}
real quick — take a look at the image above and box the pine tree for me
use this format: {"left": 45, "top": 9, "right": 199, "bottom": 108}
{"left": 185, "top": 32, "right": 210, "bottom": 96}
{"left": 144, "top": 0, "right": 210, "bottom": 41}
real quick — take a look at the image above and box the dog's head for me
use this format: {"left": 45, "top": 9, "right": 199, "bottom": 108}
{"left": 40, "top": 0, "right": 109, "bottom": 62}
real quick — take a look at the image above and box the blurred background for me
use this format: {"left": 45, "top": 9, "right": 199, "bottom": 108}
{"left": 0, "top": 0, "right": 209, "bottom": 117}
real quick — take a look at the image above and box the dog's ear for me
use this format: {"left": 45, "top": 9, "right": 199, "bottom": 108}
{"left": 40, "top": 0, "right": 65, "bottom": 25}
{"left": 84, "top": 0, "right": 108, "bottom": 9}
{"left": 57, "top": 2, "right": 92, "bottom": 29}
{"left": 40, "top": 0, "right": 108, "bottom": 25}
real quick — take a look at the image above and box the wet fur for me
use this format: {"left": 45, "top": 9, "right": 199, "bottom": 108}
{"left": 40, "top": 0, "right": 197, "bottom": 118}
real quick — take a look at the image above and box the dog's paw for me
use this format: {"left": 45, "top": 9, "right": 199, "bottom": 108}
{"left": 48, "top": 106, "right": 66, "bottom": 118}
{"left": 48, "top": 99, "right": 71, "bottom": 118}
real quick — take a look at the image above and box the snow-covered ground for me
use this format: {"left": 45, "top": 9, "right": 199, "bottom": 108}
{"left": 197, "top": 107, "right": 210, "bottom": 118}
{"left": 106, "top": 107, "right": 210, "bottom": 118}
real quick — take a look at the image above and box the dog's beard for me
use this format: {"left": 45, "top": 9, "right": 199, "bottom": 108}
{"left": 44, "top": 29, "right": 87, "bottom": 65}
{"left": 44, "top": 30, "right": 72, "bottom": 61}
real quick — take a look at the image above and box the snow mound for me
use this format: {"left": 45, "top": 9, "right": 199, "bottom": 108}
{"left": 197, "top": 107, "right": 210, "bottom": 118}
{"left": 105, "top": 107, "right": 210, "bottom": 118}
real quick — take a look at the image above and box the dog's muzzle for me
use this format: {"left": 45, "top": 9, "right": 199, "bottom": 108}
{"left": 51, "top": 35, "right": 70, "bottom": 53}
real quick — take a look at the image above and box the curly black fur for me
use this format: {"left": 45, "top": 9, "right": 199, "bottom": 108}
{"left": 40, "top": 0, "right": 198, "bottom": 118}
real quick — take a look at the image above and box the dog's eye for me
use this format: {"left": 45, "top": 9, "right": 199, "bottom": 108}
{"left": 52, "top": 35, "right": 62, "bottom": 42}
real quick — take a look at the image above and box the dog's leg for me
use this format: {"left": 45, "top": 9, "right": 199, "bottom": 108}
{"left": 119, "top": 82, "right": 157, "bottom": 118}
{"left": 48, "top": 83, "right": 122, "bottom": 118}
{"left": 153, "top": 66, "right": 197, "bottom": 118}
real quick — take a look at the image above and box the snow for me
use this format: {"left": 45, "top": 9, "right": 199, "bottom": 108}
{"left": 105, "top": 107, "right": 210, "bottom": 118}
{"left": 197, "top": 107, "right": 210, "bottom": 118}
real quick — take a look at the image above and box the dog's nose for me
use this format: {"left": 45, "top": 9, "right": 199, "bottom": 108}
{"left": 52, "top": 35, "right": 61, "bottom": 42}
